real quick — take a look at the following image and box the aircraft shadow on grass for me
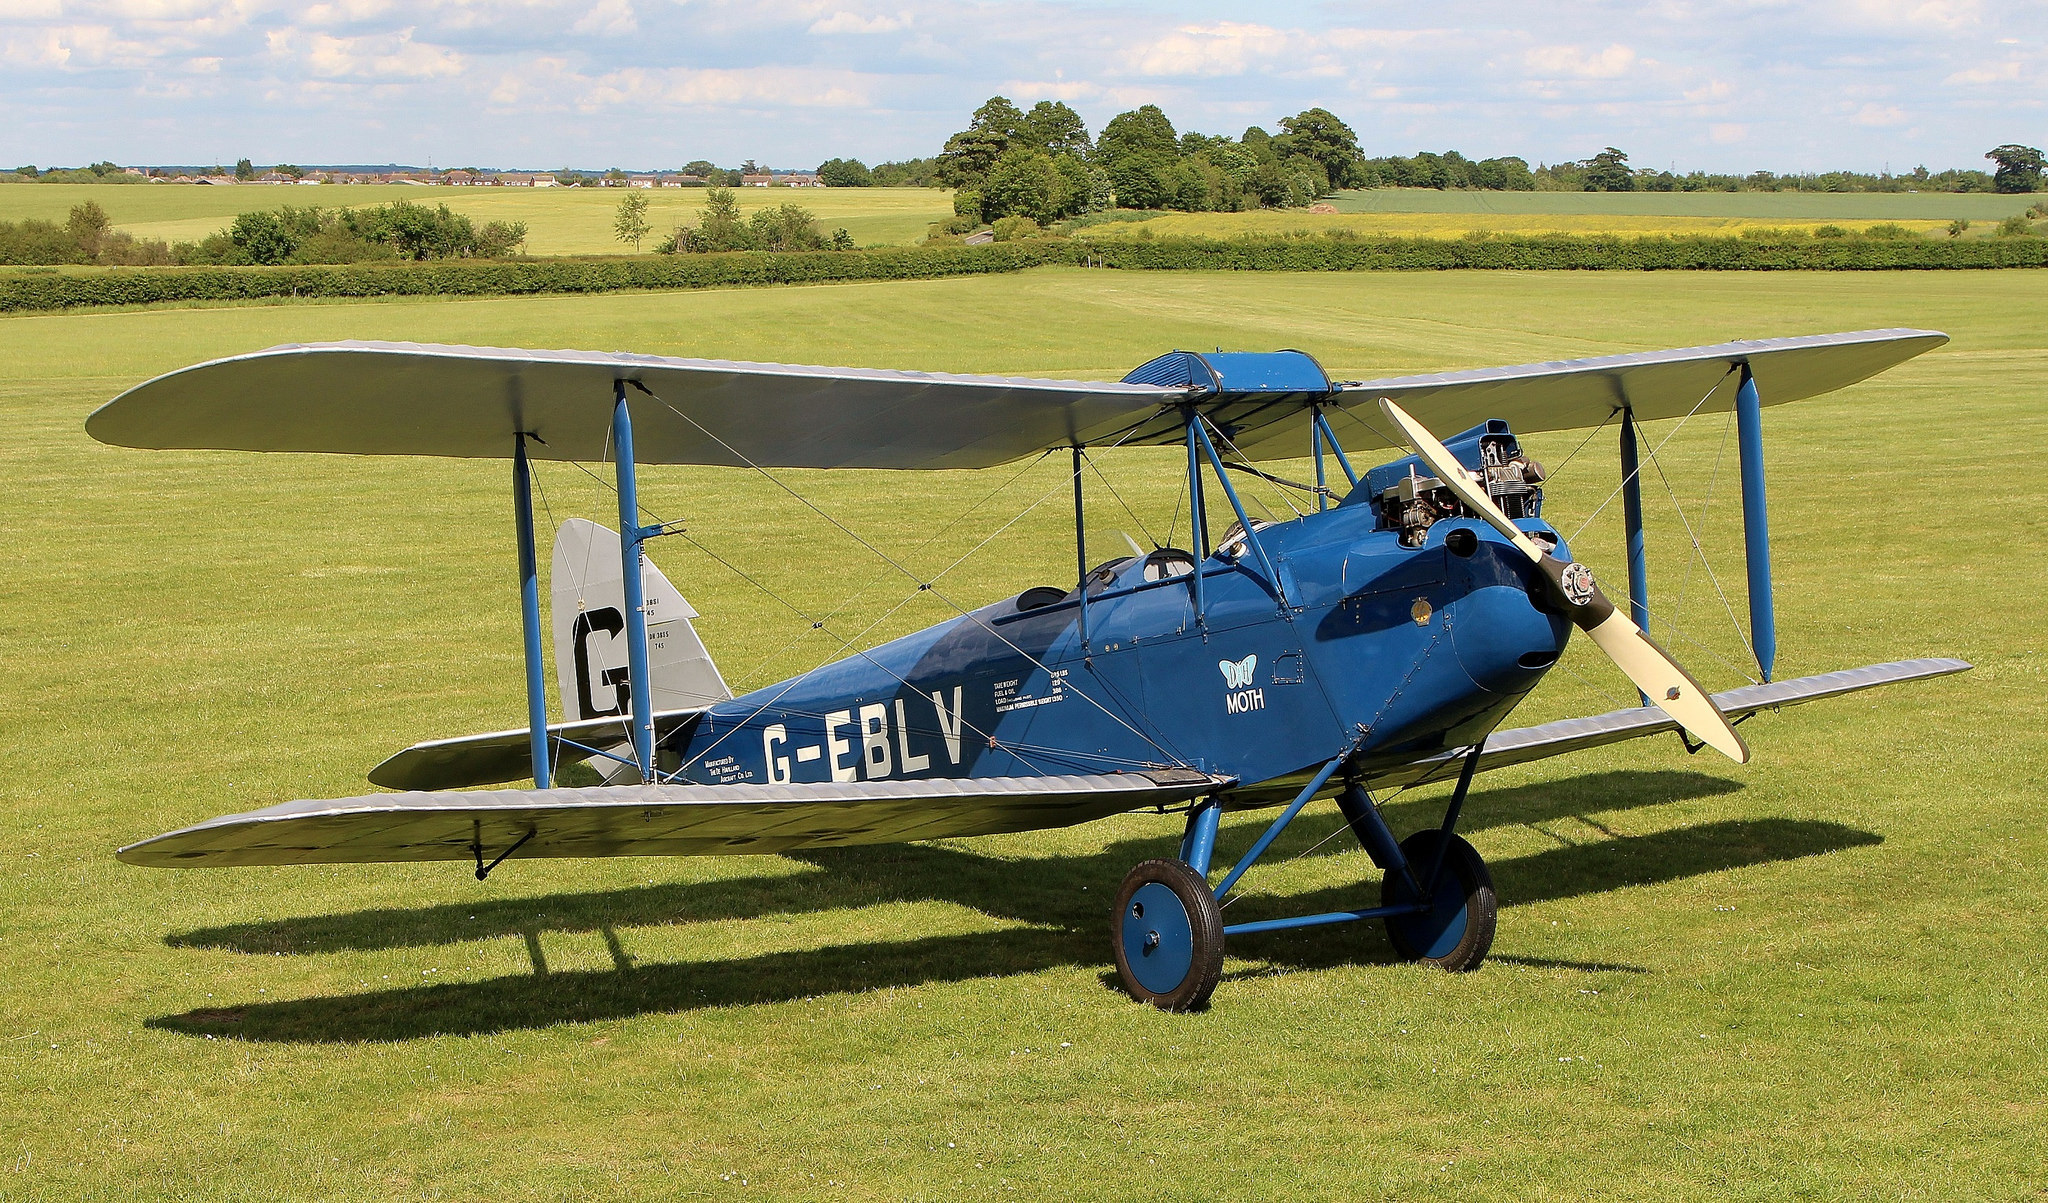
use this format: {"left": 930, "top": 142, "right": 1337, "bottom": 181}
{"left": 147, "top": 770, "right": 1882, "bottom": 1043}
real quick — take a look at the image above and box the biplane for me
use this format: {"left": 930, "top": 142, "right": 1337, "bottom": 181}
{"left": 90, "top": 329, "right": 1969, "bottom": 1011}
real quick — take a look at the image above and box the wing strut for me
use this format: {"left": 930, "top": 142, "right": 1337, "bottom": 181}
{"left": 613, "top": 380, "right": 657, "bottom": 780}
{"left": 513, "top": 434, "right": 552, "bottom": 788}
{"left": 1735, "top": 365, "right": 1776, "bottom": 681}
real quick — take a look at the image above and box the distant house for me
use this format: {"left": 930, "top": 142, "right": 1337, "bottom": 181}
{"left": 529, "top": 176, "right": 558, "bottom": 188}
{"left": 494, "top": 173, "right": 534, "bottom": 187}
{"left": 780, "top": 174, "right": 823, "bottom": 187}
{"left": 627, "top": 176, "right": 660, "bottom": 188}
{"left": 443, "top": 170, "right": 483, "bottom": 186}
{"left": 741, "top": 174, "right": 774, "bottom": 187}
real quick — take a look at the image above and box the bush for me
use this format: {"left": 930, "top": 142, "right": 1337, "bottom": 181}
{"left": 0, "top": 204, "right": 171, "bottom": 266}
{"left": 170, "top": 202, "right": 525, "bottom": 265}
{"left": 1996, "top": 214, "right": 2037, "bottom": 238}
{"left": 991, "top": 216, "right": 1041, "bottom": 241}
{"left": 1814, "top": 225, "right": 1848, "bottom": 238}
{"left": 1864, "top": 223, "right": 1916, "bottom": 240}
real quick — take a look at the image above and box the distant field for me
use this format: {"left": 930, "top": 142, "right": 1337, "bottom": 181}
{"left": 0, "top": 182, "right": 955, "bottom": 253}
{"left": 1072, "top": 211, "right": 1959, "bottom": 241}
{"left": 8, "top": 183, "right": 2040, "bottom": 260}
{"left": 0, "top": 268, "right": 2041, "bottom": 1199}
{"left": 1334, "top": 187, "right": 2037, "bottom": 221}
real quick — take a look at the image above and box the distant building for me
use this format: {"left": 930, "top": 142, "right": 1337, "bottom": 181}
{"left": 741, "top": 174, "right": 774, "bottom": 187}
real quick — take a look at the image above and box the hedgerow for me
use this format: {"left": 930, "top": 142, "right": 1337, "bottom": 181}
{"left": 0, "top": 245, "right": 1061, "bottom": 312}
{"left": 3, "top": 234, "right": 2041, "bottom": 313}
{"left": 1070, "top": 233, "right": 2048, "bottom": 271}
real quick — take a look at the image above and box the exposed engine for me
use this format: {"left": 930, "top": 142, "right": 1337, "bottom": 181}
{"left": 1374, "top": 424, "right": 1546, "bottom": 547}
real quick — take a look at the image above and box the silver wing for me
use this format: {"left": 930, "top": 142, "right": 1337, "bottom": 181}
{"left": 116, "top": 770, "right": 1227, "bottom": 868}
{"left": 86, "top": 330, "right": 1945, "bottom": 469}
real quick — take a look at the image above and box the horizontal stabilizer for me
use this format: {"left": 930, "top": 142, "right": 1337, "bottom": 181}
{"left": 1365, "top": 657, "right": 1971, "bottom": 792}
{"left": 117, "top": 770, "right": 1227, "bottom": 869}
{"left": 367, "top": 709, "right": 708, "bottom": 792}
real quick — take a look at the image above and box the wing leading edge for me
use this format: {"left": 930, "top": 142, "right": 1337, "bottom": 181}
{"left": 1355, "top": 657, "right": 1971, "bottom": 796}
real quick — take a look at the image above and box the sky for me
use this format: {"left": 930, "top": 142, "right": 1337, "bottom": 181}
{"left": 1, "top": 0, "right": 2042, "bottom": 173}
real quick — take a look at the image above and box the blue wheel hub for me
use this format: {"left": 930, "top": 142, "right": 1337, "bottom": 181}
{"left": 1121, "top": 881, "right": 1196, "bottom": 995}
{"left": 1388, "top": 864, "right": 1470, "bottom": 960}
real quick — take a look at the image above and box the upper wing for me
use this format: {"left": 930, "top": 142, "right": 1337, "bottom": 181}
{"left": 1227, "top": 328, "right": 1948, "bottom": 459}
{"left": 116, "top": 770, "right": 1227, "bottom": 868}
{"left": 84, "top": 340, "right": 1184, "bottom": 470}
{"left": 1356, "top": 658, "right": 1970, "bottom": 794}
{"left": 84, "top": 330, "right": 1944, "bottom": 470}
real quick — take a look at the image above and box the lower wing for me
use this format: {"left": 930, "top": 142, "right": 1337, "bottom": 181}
{"left": 1360, "top": 657, "right": 1970, "bottom": 794}
{"left": 117, "top": 770, "right": 1226, "bottom": 868}
{"left": 117, "top": 658, "right": 1964, "bottom": 871}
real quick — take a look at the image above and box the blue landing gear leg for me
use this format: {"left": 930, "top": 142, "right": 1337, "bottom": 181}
{"left": 1112, "top": 858, "right": 1224, "bottom": 1012}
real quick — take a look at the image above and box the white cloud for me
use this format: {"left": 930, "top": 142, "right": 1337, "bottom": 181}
{"left": 809, "top": 10, "right": 906, "bottom": 34}
{"left": 1852, "top": 102, "right": 1908, "bottom": 125}
{"left": 1943, "top": 59, "right": 2021, "bottom": 84}
{"left": 1525, "top": 43, "right": 1638, "bottom": 80}
{"left": 570, "top": 0, "right": 635, "bottom": 37}
{"left": 295, "top": 28, "right": 464, "bottom": 79}
{"left": 578, "top": 65, "right": 876, "bottom": 110}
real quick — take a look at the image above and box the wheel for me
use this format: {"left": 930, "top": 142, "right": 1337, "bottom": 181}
{"left": 1111, "top": 858, "right": 1225, "bottom": 1012}
{"left": 1381, "top": 830, "right": 1496, "bottom": 972}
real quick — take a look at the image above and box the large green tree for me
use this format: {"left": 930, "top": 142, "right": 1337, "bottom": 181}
{"left": 1097, "top": 105, "right": 1179, "bottom": 164}
{"left": 1273, "top": 108, "right": 1362, "bottom": 188}
{"left": 1582, "top": 146, "right": 1635, "bottom": 192}
{"left": 936, "top": 96, "right": 1027, "bottom": 188}
{"left": 981, "top": 149, "right": 1060, "bottom": 222}
{"left": 1019, "top": 101, "right": 1090, "bottom": 156}
{"left": 1987, "top": 144, "right": 2044, "bottom": 193}
{"left": 817, "top": 157, "right": 873, "bottom": 187}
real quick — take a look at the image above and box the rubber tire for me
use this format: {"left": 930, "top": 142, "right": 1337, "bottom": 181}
{"left": 1381, "top": 830, "right": 1496, "bottom": 972}
{"left": 1111, "top": 858, "right": 1225, "bottom": 1012}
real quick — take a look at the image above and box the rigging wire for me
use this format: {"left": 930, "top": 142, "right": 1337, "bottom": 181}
{"left": 617, "top": 386, "right": 1187, "bottom": 769}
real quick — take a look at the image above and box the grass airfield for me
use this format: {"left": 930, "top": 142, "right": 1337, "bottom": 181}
{"left": 1, "top": 268, "right": 2043, "bottom": 1199}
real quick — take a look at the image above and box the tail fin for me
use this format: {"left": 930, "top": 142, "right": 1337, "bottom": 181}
{"left": 551, "top": 518, "right": 732, "bottom": 724}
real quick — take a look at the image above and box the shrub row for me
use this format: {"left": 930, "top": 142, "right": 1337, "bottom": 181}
{"left": 0, "top": 244, "right": 1061, "bottom": 313}
{"left": 4, "top": 234, "right": 2043, "bottom": 313}
{"left": 1068, "top": 233, "right": 2048, "bottom": 271}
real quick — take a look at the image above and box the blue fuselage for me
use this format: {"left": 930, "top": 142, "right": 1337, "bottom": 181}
{"left": 667, "top": 500, "right": 1573, "bottom": 808}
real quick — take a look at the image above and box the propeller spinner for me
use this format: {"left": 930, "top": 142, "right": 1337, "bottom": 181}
{"left": 1377, "top": 398, "right": 1750, "bottom": 764}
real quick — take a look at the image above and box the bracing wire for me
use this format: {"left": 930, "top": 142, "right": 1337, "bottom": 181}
{"left": 616, "top": 385, "right": 1187, "bottom": 770}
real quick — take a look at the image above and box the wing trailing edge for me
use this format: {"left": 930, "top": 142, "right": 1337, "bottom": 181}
{"left": 117, "top": 770, "right": 1227, "bottom": 869}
